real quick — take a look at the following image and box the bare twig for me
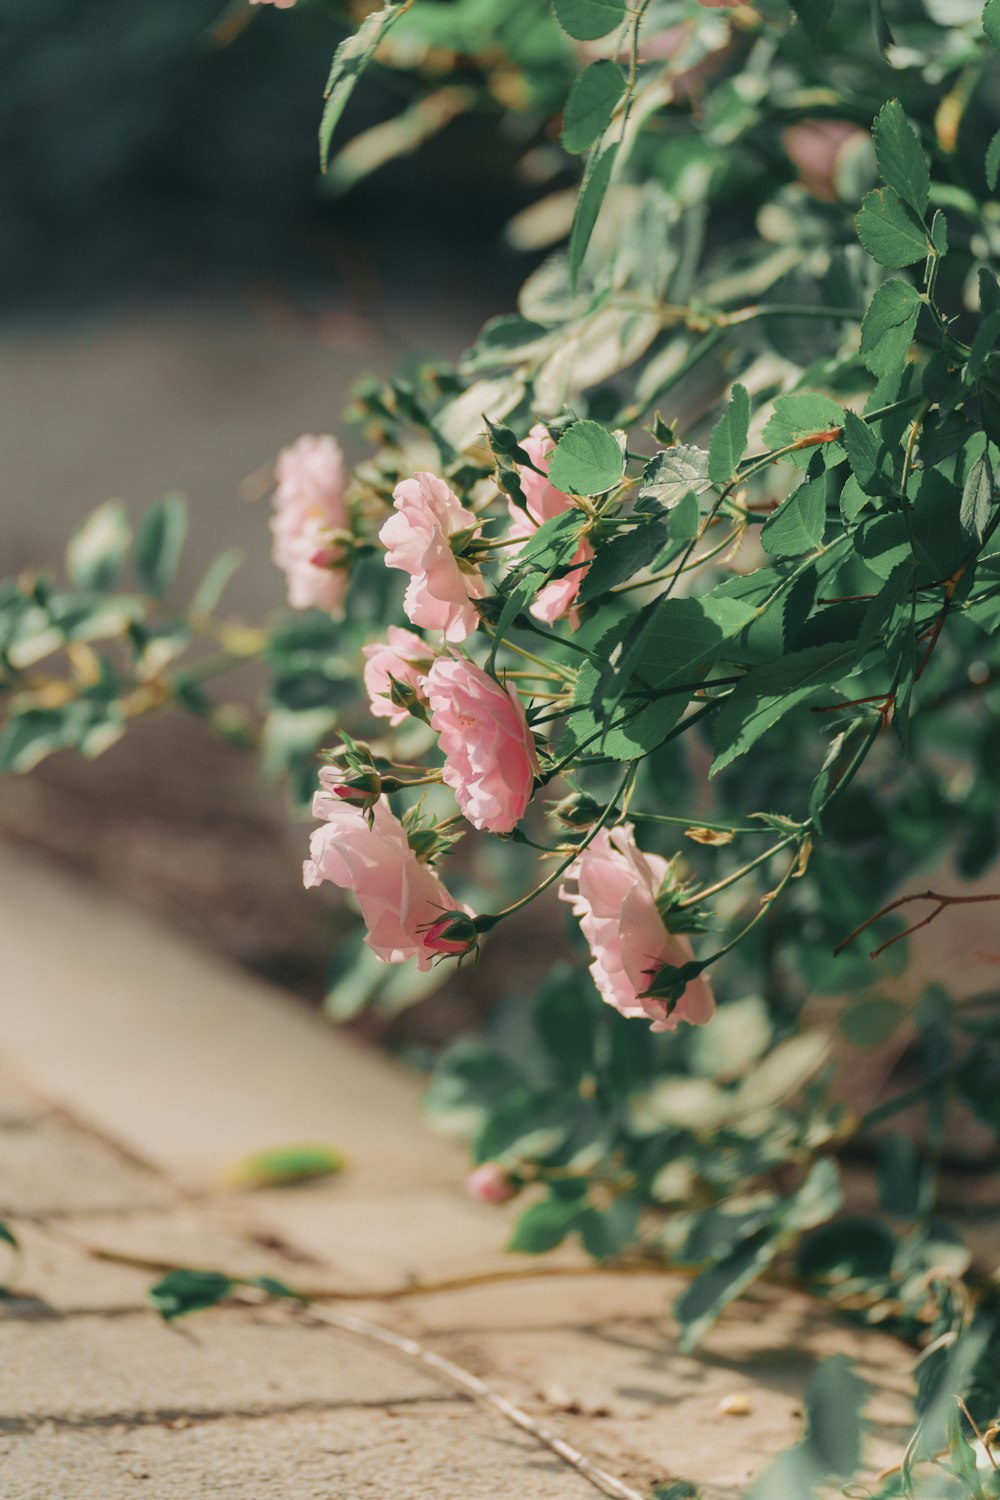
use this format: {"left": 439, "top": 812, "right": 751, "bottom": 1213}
{"left": 834, "top": 889, "right": 1000, "bottom": 960}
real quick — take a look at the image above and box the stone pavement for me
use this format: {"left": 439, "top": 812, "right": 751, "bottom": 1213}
{"left": 0, "top": 843, "right": 916, "bottom": 1499}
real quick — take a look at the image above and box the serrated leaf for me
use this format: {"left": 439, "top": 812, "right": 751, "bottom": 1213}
{"left": 763, "top": 393, "right": 844, "bottom": 456}
{"left": 319, "top": 2, "right": 408, "bottom": 169}
{"left": 134, "top": 495, "right": 188, "bottom": 597}
{"left": 547, "top": 420, "right": 624, "bottom": 495}
{"left": 985, "top": 0, "right": 1000, "bottom": 51}
{"left": 553, "top": 0, "right": 625, "bottom": 40}
{"left": 843, "top": 410, "right": 894, "bottom": 499}
{"left": 638, "top": 445, "right": 711, "bottom": 510}
{"left": 708, "top": 383, "right": 751, "bottom": 486}
{"left": 760, "top": 475, "right": 827, "bottom": 556}
{"left": 578, "top": 521, "right": 667, "bottom": 601}
{"left": 561, "top": 60, "right": 625, "bottom": 155}
{"left": 873, "top": 100, "right": 929, "bottom": 217}
{"left": 961, "top": 451, "right": 995, "bottom": 541}
{"left": 967, "top": 309, "right": 1000, "bottom": 382}
{"left": 860, "top": 278, "right": 922, "bottom": 378}
{"left": 66, "top": 501, "right": 132, "bottom": 593}
{"left": 856, "top": 186, "right": 930, "bottom": 268}
{"left": 568, "top": 142, "right": 618, "bottom": 290}
{"left": 711, "top": 642, "right": 866, "bottom": 775}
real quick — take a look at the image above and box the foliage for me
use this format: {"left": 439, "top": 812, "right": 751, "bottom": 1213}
{"left": 4, "top": 0, "right": 1000, "bottom": 1469}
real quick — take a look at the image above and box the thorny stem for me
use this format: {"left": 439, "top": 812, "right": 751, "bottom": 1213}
{"left": 835, "top": 889, "right": 1000, "bottom": 961}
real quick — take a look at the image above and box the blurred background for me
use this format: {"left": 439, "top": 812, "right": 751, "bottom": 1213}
{"left": 0, "top": 0, "right": 557, "bottom": 1032}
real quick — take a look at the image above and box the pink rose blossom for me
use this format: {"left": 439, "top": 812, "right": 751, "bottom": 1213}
{"left": 362, "top": 627, "right": 435, "bottom": 726}
{"left": 508, "top": 424, "right": 592, "bottom": 624}
{"left": 250, "top": 0, "right": 296, "bottom": 7}
{"left": 783, "top": 119, "right": 869, "bottom": 203}
{"left": 379, "top": 473, "right": 486, "bottom": 642}
{"left": 270, "top": 434, "right": 349, "bottom": 614}
{"left": 425, "top": 658, "right": 540, "bottom": 833}
{"left": 559, "top": 823, "right": 715, "bottom": 1033}
{"left": 466, "top": 1163, "right": 517, "bottom": 1204}
{"left": 304, "top": 775, "right": 468, "bottom": 970}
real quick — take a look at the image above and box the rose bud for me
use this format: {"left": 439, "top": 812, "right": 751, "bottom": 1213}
{"left": 466, "top": 1163, "right": 518, "bottom": 1205}
{"left": 424, "top": 911, "right": 480, "bottom": 959}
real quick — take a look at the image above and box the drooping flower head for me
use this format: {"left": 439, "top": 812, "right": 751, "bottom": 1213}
{"left": 379, "top": 473, "right": 486, "bottom": 642}
{"left": 304, "top": 774, "right": 469, "bottom": 970}
{"left": 559, "top": 823, "right": 714, "bottom": 1032}
{"left": 362, "top": 626, "right": 436, "bottom": 726}
{"left": 508, "top": 424, "right": 592, "bottom": 624}
{"left": 270, "top": 434, "right": 349, "bottom": 614}
{"left": 424, "top": 657, "right": 540, "bottom": 834}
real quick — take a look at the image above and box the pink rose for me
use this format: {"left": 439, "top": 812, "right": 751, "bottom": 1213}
{"left": 270, "top": 434, "right": 349, "bottom": 614}
{"left": 304, "top": 775, "right": 468, "bottom": 970}
{"left": 362, "top": 626, "right": 435, "bottom": 726}
{"left": 508, "top": 425, "right": 592, "bottom": 624}
{"left": 466, "top": 1163, "right": 517, "bottom": 1204}
{"left": 559, "top": 823, "right": 715, "bottom": 1032}
{"left": 379, "top": 473, "right": 487, "bottom": 642}
{"left": 783, "top": 120, "right": 870, "bottom": 203}
{"left": 250, "top": 0, "right": 296, "bottom": 7}
{"left": 424, "top": 657, "right": 540, "bottom": 833}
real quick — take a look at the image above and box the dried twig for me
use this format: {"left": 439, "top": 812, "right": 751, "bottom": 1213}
{"left": 835, "top": 889, "right": 1000, "bottom": 960}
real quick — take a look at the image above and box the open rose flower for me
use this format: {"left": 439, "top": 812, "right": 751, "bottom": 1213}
{"left": 362, "top": 627, "right": 435, "bottom": 726}
{"left": 508, "top": 424, "right": 592, "bottom": 624}
{"left": 379, "top": 473, "right": 486, "bottom": 642}
{"left": 304, "top": 774, "right": 468, "bottom": 969}
{"left": 270, "top": 434, "right": 349, "bottom": 613}
{"left": 559, "top": 823, "right": 714, "bottom": 1032}
{"left": 425, "top": 658, "right": 540, "bottom": 833}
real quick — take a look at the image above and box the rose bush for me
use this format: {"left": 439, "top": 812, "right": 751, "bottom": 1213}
{"left": 5, "top": 1, "right": 1000, "bottom": 1479}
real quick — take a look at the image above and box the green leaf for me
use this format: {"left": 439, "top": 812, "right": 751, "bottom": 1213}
{"left": 134, "top": 494, "right": 188, "bottom": 597}
{"left": 856, "top": 187, "right": 930, "bottom": 268}
{"left": 789, "top": 0, "right": 833, "bottom": 39}
{"left": 877, "top": 1133, "right": 922, "bottom": 1219}
{"left": 508, "top": 1195, "right": 586, "bottom": 1254}
{"left": 547, "top": 419, "right": 624, "bottom": 495}
{"left": 246, "top": 1275, "right": 306, "bottom": 1304}
{"left": 873, "top": 100, "right": 929, "bottom": 217}
{"left": 961, "top": 451, "right": 995, "bottom": 542}
{"left": 947, "top": 1405, "right": 990, "bottom": 1500}
{"left": 711, "top": 641, "right": 866, "bottom": 775}
{"left": 578, "top": 521, "right": 667, "bottom": 602}
{"left": 637, "top": 445, "right": 711, "bottom": 510}
{"left": 148, "top": 1268, "right": 234, "bottom": 1321}
{"left": 190, "top": 549, "right": 242, "bottom": 616}
{"left": 226, "top": 1144, "right": 347, "bottom": 1189}
{"left": 65, "top": 501, "right": 132, "bottom": 593}
{"left": 967, "top": 309, "right": 1000, "bottom": 382}
{"left": 708, "top": 383, "right": 751, "bottom": 486}
{"left": 579, "top": 1195, "right": 641, "bottom": 1260}
{"left": 0, "top": 1222, "right": 17, "bottom": 1252}
{"left": 568, "top": 142, "right": 618, "bottom": 290}
{"left": 762, "top": 393, "right": 844, "bottom": 460}
{"left": 561, "top": 61, "right": 625, "bottom": 155}
{"left": 803, "top": 1356, "right": 867, "bottom": 1477}
{"left": 843, "top": 410, "right": 893, "bottom": 498}
{"left": 553, "top": 0, "right": 625, "bottom": 40}
{"left": 987, "top": 128, "right": 1000, "bottom": 191}
{"left": 760, "top": 474, "right": 827, "bottom": 557}
{"left": 675, "top": 1227, "right": 783, "bottom": 1352}
{"left": 319, "top": 2, "right": 408, "bottom": 169}
{"left": 860, "top": 278, "right": 922, "bottom": 379}
{"left": 985, "top": 0, "right": 1000, "bottom": 51}
{"left": 839, "top": 996, "right": 905, "bottom": 1049}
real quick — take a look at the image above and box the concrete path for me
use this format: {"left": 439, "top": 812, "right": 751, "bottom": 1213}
{"left": 0, "top": 844, "right": 915, "bottom": 1498}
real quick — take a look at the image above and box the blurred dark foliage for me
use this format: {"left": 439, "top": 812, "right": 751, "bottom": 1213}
{"left": 0, "top": 0, "right": 531, "bottom": 311}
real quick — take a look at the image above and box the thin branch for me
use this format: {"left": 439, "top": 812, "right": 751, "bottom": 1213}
{"left": 834, "top": 889, "right": 1000, "bottom": 961}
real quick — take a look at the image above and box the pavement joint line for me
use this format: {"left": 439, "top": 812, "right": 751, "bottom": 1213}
{"left": 0, "top": 1393, "right": 466, "bottom": 1438}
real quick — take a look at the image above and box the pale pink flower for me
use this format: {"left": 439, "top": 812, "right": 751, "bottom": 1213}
{"left": 270, "top": 434, "right": 349, "bottom": 613}
{"left": 362, "top": 626, "right": 435, "bottom": 727}
{"left": 559, "top": 823, "right": 715, "bottom": 1032}
{"left": 466, "top": 1163, "right": 517, "bottom": 1204}
{"left": 783, "top": 119, "right": 869, "bottom": 203}
{"left": 304, "top": 775, "right": 467, "bottom": 970}
{"left": 250, "top": 0, "right": 296, "bottom": 7}
{"left": 424, "top": 658, "right": 540, "bottom": 833}
{"left": 508, "top": 424, "right": 592, "bottom": 624}
{"left": 379, "top": 473, "right": 486, "bottom": 642}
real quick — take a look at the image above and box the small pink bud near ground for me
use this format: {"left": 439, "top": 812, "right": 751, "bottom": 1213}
{"left": 466, "top": 1163, "right": 517, "bottom": 1204}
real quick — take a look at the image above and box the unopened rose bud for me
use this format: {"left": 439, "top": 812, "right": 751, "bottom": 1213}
{"left": 641, "top": 959, "right": 705, "bottom": 1004}
{"left": 387, "top": 673, "right": 429, "bottom": 723}
{"left": 552, "top": 792, "right": 609, "bottom": 829}
{"left": 309, "top": 546, "right": 341, "bottom": 570}
{"left": 331, "top": 770, "right": 382, "bottom": 808}
{"left": 424, "top": 911, "right": 480, "bottom": 958}
{"left": 466, "top": 1162, "right": 517, "bottom": 1204}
